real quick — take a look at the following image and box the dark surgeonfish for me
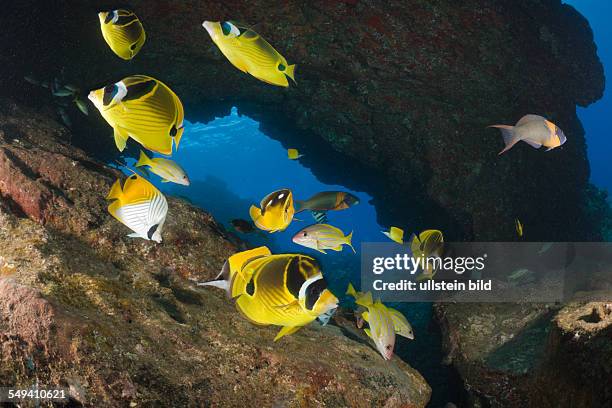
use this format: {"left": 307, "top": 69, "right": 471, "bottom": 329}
{"left": 198, "top": 246, "right": 339, "bottom": 341}
{"left": 88, "top": 75, "right": 184, "bottom": 155}
{"left": 98, "top": 9, "right": 146, "bottom": 60}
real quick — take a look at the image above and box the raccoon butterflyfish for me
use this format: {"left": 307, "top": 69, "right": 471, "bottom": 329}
{"left": 106, "top": 173, "right": 168, "bottom": 243}
{"left": 381, "top": 226, "right": 404, "bottom": 244}
{"left": 202, "top": 20, "right": 296, "bottom": 87}
{"left": 410, "top": 230, "right": 444, "bottom": 281}
{"left": 199, "top": 247, "right": 339, "bottom": 341}
{"left": 98, "top": 9, "right": 146, "bottom": 60}
{"left": 88, "top": 75, "right": 184, "bottom": 155}
{"left": 135, "top": 150, "right": 189, "bottom": 186}
{"left": 249, "top": 189, "right": 295, "bottom": 233}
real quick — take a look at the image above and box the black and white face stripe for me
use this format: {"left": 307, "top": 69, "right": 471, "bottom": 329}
{"left": 102, "top": 81, "right": 127, "bottom": 106}
{"left": 105, "top": 9, "right": 138, "bottom": 26}
{"left": 104, "top": 10, "right": 119, "bottom": 24}
{"left": 298, "top": 274, "right": 328, "bottom": 311}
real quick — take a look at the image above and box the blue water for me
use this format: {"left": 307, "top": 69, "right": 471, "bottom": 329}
{"left": 118, "top": 107, "right": 456, "bottom": 407}
{"left": 564, "top": 1, "right": 612, "bottom": 197}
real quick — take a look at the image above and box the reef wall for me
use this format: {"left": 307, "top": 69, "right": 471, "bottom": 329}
{"left": 0, "top": 102, "right": 431, "bottom": 406}
{"left": 0, "top": 1, "right": 609, "bottom": 407}
{"left": 434, "top": 300, "right": 612, "bottom": 407}
{"left": 2, "top": 0, "right": 606, "bottom": 241}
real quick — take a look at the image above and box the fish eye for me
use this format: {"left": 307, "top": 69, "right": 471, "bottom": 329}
{"left": 303, "top": 232, "right": 307, "bottom": 237}
{"left": 221, "top": 22, "right": 232, "bottom": 35}
{"left": 278, "top": 63, "right": 286, "bottom": 72}
{"left": 385, "top": 345, "right": 392, "bottom": 350}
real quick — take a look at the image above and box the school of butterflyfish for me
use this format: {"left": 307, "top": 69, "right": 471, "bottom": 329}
{"left": 32, "top": 8, "right": 567, "bottom": 359}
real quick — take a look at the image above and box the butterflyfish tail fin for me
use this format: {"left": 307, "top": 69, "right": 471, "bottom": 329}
{"left": 285, "top": 64, "right": 297, "bottom": 84}
{"left": 135, "top": 150, "right": 152, "bottom": 168}
{"left": 346, "top": 283, "right": 357, "bottom": 298}
{"left": 106, "top": 179, "right": 123, "bottom": 201}
{"left": 274, "top": 325, "right": 301, "bottom": 341}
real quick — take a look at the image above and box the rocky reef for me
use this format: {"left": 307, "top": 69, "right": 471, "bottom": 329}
{"left": 434, "top": 300, "right": 612, "bottom": 407}
{"left": 2, "top": 0, "right": 607, "bottom": 241}
{"left": 0, "top": 0, "right": 609, "bottom": 407}
{"left": 0, "top": 103, "right": 431, "bottom": 406}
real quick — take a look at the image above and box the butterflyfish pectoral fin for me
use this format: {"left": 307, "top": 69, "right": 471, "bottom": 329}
{"left": 113, "top": 127, "right": 129, "bottom": 151}
{"left": 274, "top": 326, "right": 302, "bottom": 342}
{"left": 364, "top": 328, "right": 372, "bottom": 339}
{"left": 127, "top": 233, "right": 141, "bottom": 238}
{"left": 362, "top": 311, "right": 369, "bottom": 322}
{"left": 161, "top": 179, "right": 170, "bottom": 183}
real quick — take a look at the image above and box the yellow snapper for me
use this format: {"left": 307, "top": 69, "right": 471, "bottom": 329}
{"left": 199, "top": 246, "right": 339, "bottom": 341}
{"left": 98, "top": 9, "right": 146, "bottom": 60}
{"left": 106, "top": 174, "right": 168, "bottom": 243}
{"left": 387, "top": 308, "right": 414, "bottom": 340}
{"left": 347, "top": 283, "right": 414, "bottom": 340}
{"left": 88, "top": 75, "right": 184, "bottom": 155}
{"left": 382, "top": 226, "right": 404, "bottom": 244}
{"left": 135, "top": 150, "right": 190, "bottom": 186}
{"left": 489, "top": 114, "right": 567, "bottom": 155}
{"left": 249, "top": 189, "right": 295, "bottom": 233}
{"left": 292, "top": 224, "right": 355, "bottom": 254}
{"left": 353, "top": 291, "right": 396, "bottom": 360}
{"left": 410, "top": 229, "right": 444, "bottom": 281}
{"left": 202, "top": 21, "right": 296, "bottom": 87}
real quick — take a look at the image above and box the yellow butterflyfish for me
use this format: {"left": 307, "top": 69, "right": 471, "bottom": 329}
{"left": 106, "top": 174, "right": 168, "bottom": 242}
{"left": 98, "top": 9, "right": 146, "bottom": 60}
{"left": 202, "top": 20, "right": 296, "bottom": 87}
{"left": 199, "top": 247, "right": 339, "bottom": 341}
{"left": 88, "top": 75, "right": 184, "bottom": 155}
{"left": 249, "top": 189, "right": 295, "bottom": 233}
